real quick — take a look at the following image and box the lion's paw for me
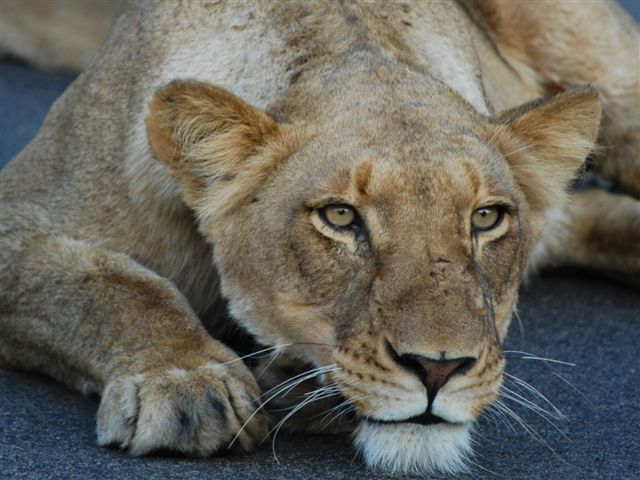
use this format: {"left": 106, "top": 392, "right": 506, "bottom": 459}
{"left": 96, "top": 362, "right": 268, "bottom": 456}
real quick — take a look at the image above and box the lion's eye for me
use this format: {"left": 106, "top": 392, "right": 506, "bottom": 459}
{"left": 321, "top": 205, "right": 357, "bottom": 228}
{"left": 471, "top": 206, "right": 503, "bottom": 231}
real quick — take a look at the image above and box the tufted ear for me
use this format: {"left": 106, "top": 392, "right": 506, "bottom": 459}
{"left": 493, "top": 86, "right": 602, "bottom": 212}
{"left": 146, "top": 80, "right": 281, "bottom": 208}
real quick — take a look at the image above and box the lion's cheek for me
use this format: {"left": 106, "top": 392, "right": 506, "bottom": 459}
{"left": 222, "top": 276, "right": 337, "bottom": 366}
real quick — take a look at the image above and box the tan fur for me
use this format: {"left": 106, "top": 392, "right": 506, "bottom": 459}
{"left": 0, "top": 0, "right": 126, "bottom": 71}
{"left": 466, "top": 0, "right": 640, "bottom": 196}
{"left": 1, "top": 0, "right": 638, "bottom": 474}
{"left": 494, "top": 87, "right": 602, "bottom": 212}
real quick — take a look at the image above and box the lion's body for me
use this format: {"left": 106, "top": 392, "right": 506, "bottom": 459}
{"left": 1, "top": 0, "right": 638, "bottom": 474}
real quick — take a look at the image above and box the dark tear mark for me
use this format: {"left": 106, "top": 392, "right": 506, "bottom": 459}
{"left": 471, "top": 238, "right": 499, "bottom": 343}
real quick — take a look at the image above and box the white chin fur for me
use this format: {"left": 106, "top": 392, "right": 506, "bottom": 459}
{"left": 354, "top": 420, "right": 472, "bottom": 475}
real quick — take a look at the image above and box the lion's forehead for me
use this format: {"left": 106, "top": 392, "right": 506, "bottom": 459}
{"left": 340, "top": 145, "right": 517, "bottom": 218}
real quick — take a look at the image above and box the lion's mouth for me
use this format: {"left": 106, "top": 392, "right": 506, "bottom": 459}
{"left": 364, "top": 410, "right": 455, "bottom": 427}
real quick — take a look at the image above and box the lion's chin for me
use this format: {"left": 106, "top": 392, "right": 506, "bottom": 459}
{"left": 354, "top": 420, "right": 472, "bottom": 475}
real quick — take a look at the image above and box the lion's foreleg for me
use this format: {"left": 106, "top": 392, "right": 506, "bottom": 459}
{"left": 0, "top": 230, "right": 268, "bottom": 455}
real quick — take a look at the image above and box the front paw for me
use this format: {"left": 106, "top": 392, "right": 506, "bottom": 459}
{"left": 96, "top": 361, "right": 268, "bottom": 456}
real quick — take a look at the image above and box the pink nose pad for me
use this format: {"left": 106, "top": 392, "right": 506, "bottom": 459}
{"left": 386, "top": 340, "right": 476, "bottom": 405}
{"left": 413, "top": 357, "right": 476, "bottom": 402}
{"left": 386, "top": 340, "right": 477, "bottom": 403}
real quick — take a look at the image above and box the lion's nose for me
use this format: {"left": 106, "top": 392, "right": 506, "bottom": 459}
{"left": 409, "top": 356, "right": 476, "bottom": 402}
{"left": 387, "top": 342, "right": 476, "bottom": 404}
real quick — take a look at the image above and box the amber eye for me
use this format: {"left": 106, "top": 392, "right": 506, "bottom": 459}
{"left": 321, "top": 204, "right": 357, "bottom": 228}
{"left": 471, "top": 206, "right": 503, "bottom": 231}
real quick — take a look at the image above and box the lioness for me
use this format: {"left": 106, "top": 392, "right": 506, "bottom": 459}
{"left": 1, "top": 0, "right": 638, "bottom": 475}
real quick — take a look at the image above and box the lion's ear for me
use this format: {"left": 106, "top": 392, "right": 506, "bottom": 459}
{"left": 493, "top": 86, "right": 602, "bottom": 212}
{"left": 146, "top": 80, "right": 280, "bottom": 207}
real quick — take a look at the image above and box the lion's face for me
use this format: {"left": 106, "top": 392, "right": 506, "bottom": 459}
{"left": 146, "top": 78, "right": 600, "bottom": 474}
{"left": 209, "top": 111, "right": 521, "bottom": 473}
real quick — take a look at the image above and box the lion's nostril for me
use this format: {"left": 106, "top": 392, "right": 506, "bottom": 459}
{"left": 386, "top": 341, "right": 476, "bottom": 405}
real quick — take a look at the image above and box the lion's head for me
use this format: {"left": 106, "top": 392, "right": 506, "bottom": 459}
{"left": 145, "top": 65, "right": 600, "bottom": 474}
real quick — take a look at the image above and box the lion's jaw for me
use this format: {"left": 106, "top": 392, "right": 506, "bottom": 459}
{"left": 325, "top": 330, "right": 505, "bottom": 475}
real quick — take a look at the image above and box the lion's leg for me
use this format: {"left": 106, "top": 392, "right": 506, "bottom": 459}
{"left": 533, "top": 189, "right": 640, "bottom": 287}
{"left": 469, "top": 0, "right": 640, "bottom": 196}
{"left": 0, "top": 209, "right": 267, "bottom": 454}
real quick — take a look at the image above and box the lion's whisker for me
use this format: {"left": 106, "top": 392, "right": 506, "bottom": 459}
{"left": 494, "top": 400, "right": 545, "bottom": 444}
{"left": 503, "top": 350, "right": 576, "bottom": 367}
{"left": 259, "top": 367, "right": 337, "bottom": 408}
{"left": 463, "top": 438, "right": 505, "bottom": 479}
{"left": 498, "top": 391, "right": 571, "bottom": 443}
{"left": 505, "top": 353, "right": 590, "bottom": 406}
{"left": 304, "top": 384, "right": 341, "bottom": 397}
{"left": 218, "top": 344, "right": 294, "bottom": 367}
{"left": 315, "top": 394, "right": 366, "bottom": 431}
{"left": 512, "top": 303, "right": 526, "bottom": 346}
{"left": 267, "top": 388, "right": 342, "bottom": 463}
{"left": 258, "top": 364, "right": 337, "bottom": 400}
{"left": 228, "top": 364, "right": 337, "bottom": 449}
{"left": 265, "top": 384, "right": 342, "bottom": 413}
{"left": 503, "top": 373, "right": 568, "bottom": 421}
{"left": 318, "top": 405, "right": 356, "bottom": 431}
{"left": 315, "top": 396, "right": 354, "bottom": 421}
{"left": 501, "top": 383, "right": 566, "bottom": 422}
{"left": 493, "top": 400, "right": 570, "bottom": 466}
{"left": 549, "top": 370, "right": 592, "bottom": 405}
{"left": 481, "top": 406, "right": 514, "bottom": 432}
